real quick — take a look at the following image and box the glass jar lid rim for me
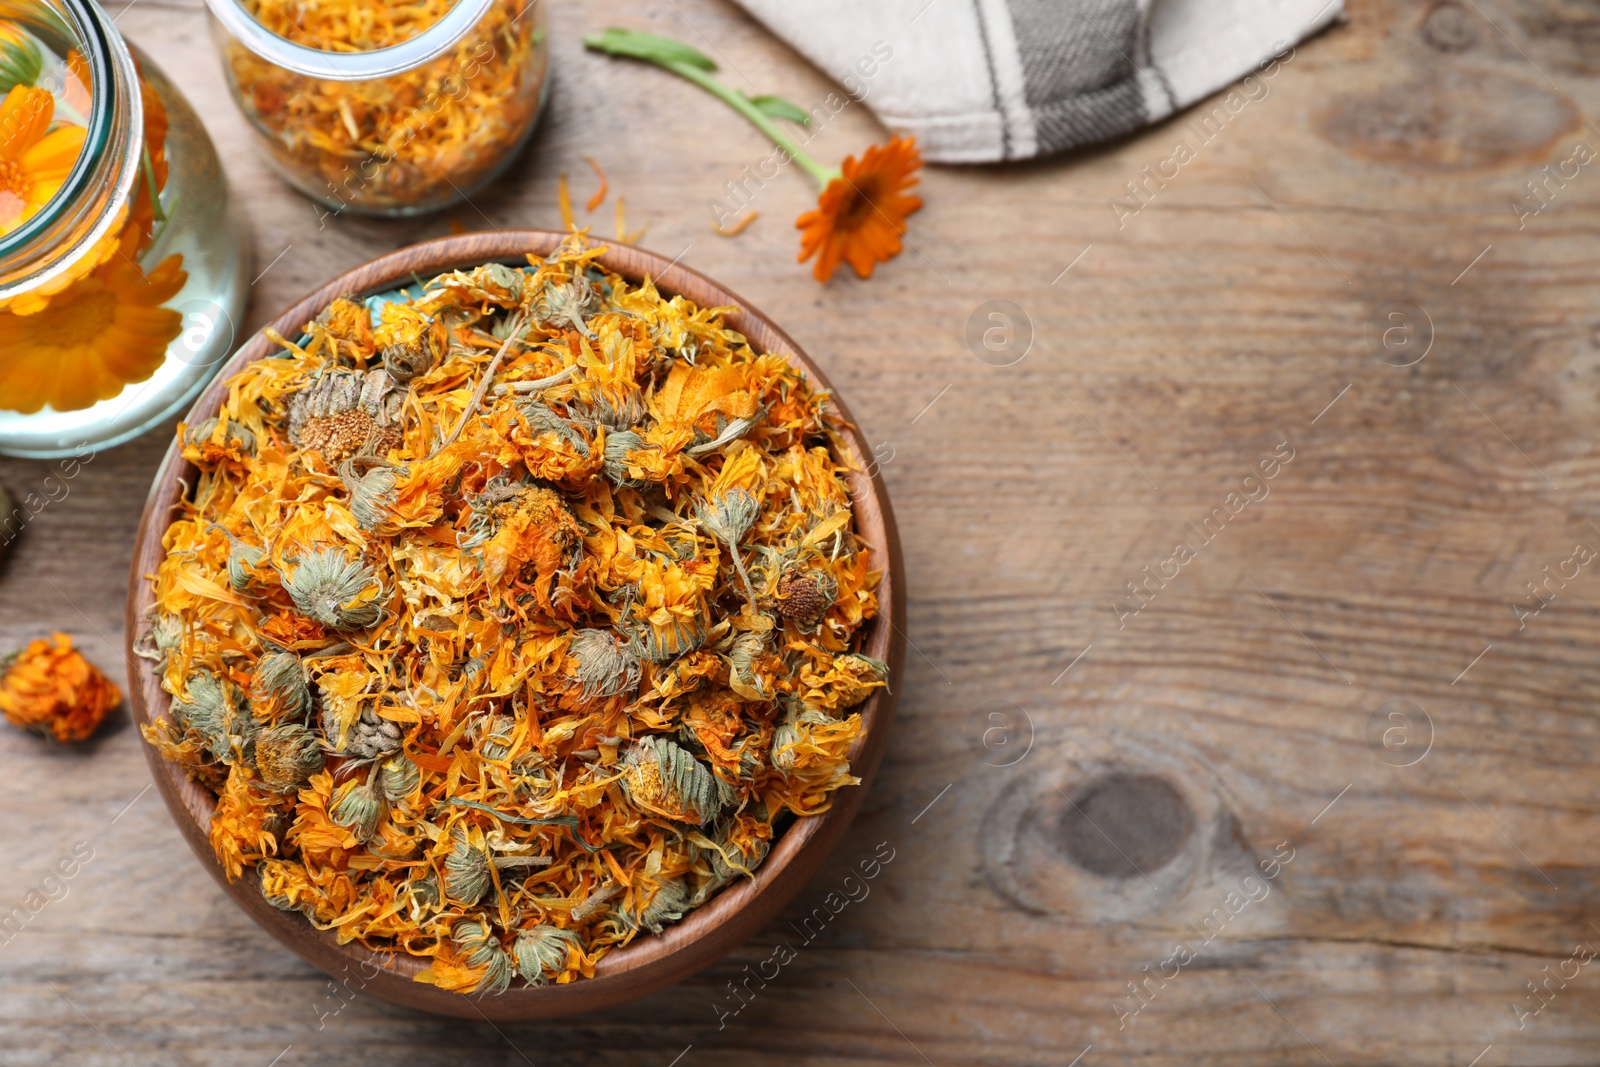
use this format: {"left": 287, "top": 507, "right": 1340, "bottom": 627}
{"left": 0, "top": 0, "right": 125, "bottom": 259}
{"left": 203, "top": 0, "right": 498, "bottom": 81}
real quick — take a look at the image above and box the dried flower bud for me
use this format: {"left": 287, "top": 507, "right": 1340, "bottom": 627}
{"left": 776, "top": 568, "right": 838, "bottom": 627}
{"left": 405, "top": 871, "right": 441, "bottom": 910}
{"left": 569, "top": 629, "right": 641, "bottom": 702}
{"left": 516, "top": 398, "right": 590, "bottom": 456}
{"left": 445, "top": 830, "right": 491, "bottom": 904}
{"left": 133, "top": 612, "right": 183, "bottom": 670}
{"left": 513, "top": 925, "right": 580, "bottom": 985}
{"left": 601, "top": 429, "right": 645, "bottom": 486}
{"left": 329, "top": 777, "right": 384, "bottom": 842}
{"left": 695, "top": 489, "right": 759, "bottom": 547}
{"left": 339, "top": 461, "right": 403, "bottom": 531}
{"left": 637, "top": 877, "right": 691, "bottom": 934}
{"left": 726, "top": 631, "right": 771, "bottom": 701}
{"left": 174, "top": 670, "right": 255, "bottom": 763}
{"left": 252, "top": 651, "right": 310, "bottom": 719}
{"left": 378, "top": 753, "right": 421, "bottom": 801}
{"left": 259, "top": 861, "right": 314, "bottom": 916}
{"left": 532, "top": 270, "right": 599, "bottom": 337}
{"left": 453, "top": 919, "right": 514, "bottom": 994}
{"left": 770, "top": 714, "right": 801, "bottom": 775}
{"left": 278, "top": 548, "right": 385, "bottom": 630}
{"left": 186, "top": 417, "right": 257, "bottom": 455}
{"left": 209, "top": 525, "right": 266, "bottom": 593}
{"left": 254, "top": 723, "right": 324, "bottom": 792}
{"left": 621, "top": 735, "right": 734, "bottom": 825}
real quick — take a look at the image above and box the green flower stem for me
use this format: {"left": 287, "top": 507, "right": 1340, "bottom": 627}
{"left": 584, "top": 28, "right": 840, "bottom": 190}
{"left": 660, "top": 60, "right": 838, "bottom": 190}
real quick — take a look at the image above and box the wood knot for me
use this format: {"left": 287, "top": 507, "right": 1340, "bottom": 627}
{"left": 1421, "top": 2, "right": 1476, "bottom": 52}
{"left": 1060, "top": 773, "right": 1195, "bottom": 878}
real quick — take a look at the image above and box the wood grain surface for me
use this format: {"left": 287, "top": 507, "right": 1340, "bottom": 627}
{"left": 5, "top": 0, "right": 1600, "bottom": 1062}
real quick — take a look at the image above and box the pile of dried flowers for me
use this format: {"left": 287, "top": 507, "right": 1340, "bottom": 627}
{"left": 138, "top": 233, "right": 885, "bottom": 993}
{"left": 227, "top": 0, "right": 546, "bottom": 214}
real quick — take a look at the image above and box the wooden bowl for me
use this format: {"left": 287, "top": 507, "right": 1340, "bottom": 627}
{"left": 125, "top": 231, "right": 904, "bottom": 1020}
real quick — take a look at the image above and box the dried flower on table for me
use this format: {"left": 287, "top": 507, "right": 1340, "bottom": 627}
{"left": 0, "top": 632, "right": 120, "bottom": 743}
{"left": 584, "top": 28, "right": 924, "bottom": 281}
{"left": 141, "top": 233, "right": 885, "bottom": 994}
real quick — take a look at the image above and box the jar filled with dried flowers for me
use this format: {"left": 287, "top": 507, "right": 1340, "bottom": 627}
{"left": 206, "top": 0, "right": 548, "bottom": 217}
{"left": 0, "top": 0, "right": 250, "bottom": 458}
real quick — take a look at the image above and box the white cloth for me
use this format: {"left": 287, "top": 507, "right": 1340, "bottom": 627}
{"left": 733, "top": 0, "right": 1344, "bottom": 162}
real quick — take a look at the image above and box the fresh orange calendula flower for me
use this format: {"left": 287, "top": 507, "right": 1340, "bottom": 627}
{"left": 0, "top": 632, "right": 120, "bottom": 743}
{"left": 584, "top": 30, "right": 925, "bottom": 282}
{"left": 0, "top": 219, "right": 187, "bottom": 413}
{"left": 0, "top": 84, "right": 85, "bottom": 235}
{"left": 796, "top": 137, "right": 924, "bottom": 282}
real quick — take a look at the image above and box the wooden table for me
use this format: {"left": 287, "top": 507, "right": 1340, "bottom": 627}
{"left": 4, "top": 0, "right": 1600, "bottom": 1063}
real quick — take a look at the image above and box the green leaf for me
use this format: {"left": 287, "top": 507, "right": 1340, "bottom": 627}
{"left": 582, "top": 28, "right": 716, "bottom": 72}
{"left": 746, "top": 93, "right": 810, "bottom": 125}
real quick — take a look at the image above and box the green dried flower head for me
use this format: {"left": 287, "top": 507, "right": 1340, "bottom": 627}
{"left": 445, "top": 831, "right": 492, "bottom": 904}
{"left": 453, "top": 919, "right": 514, "bottom": 995}
{"left": 513, "top": 925, "right": 581, "bottom": 985}
{"left": 770, "top": 714, "right": 801, "bottom": 775}
{"left": 173, "top": 671, "right": 255, "bottom": 764}
{"left": 696, "top": 489, "right": 760, "bottom": 604}
{"left": 569, "top": 629, "right": 641, "bottom": 702}
{"left": 252, "top": 651, "right": 310, "bottom": 719}
{"left": 254, "top": 723, "right": 324, "bottom": 792}
{"left": 621, "top": 735, "right": 735, "bottom": 826}
{"left": 278, "top": 548, "right": 385, "bottom": 630}
{"left": 329, "top": 777, "right": 384, "bottom": 842}
{"left": 726, "top": 631, "right": 771, "bottom": 700}
{"left": 405, "top": 870, "right": 441, "bottom": 910}
{"left": 695, "top": 489, "right": 759, "bottom": 546}
{"left": 133, "top": 612, "right": 183, "bottom": 670}
{"left": 208, "top": 525, "right": 266, "bottom": 592}
{"left": 377, "top": 753, "right": 421, "bottom": 801}
{"left": 637, "top": 877, "right": 691, "bottom": 934}
{"left": 186, "top": 417, "right": 257, "bottom": 455}
{"left": 601, "top": 429, "right": 645, "bottom": 486}
{"left": 339, "top": 461, "right": 404, "bottom": 531}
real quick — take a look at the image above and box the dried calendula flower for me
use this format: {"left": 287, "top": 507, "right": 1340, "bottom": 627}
{"left": 254, "top": 723, "right": 324, "bottom": 792}
{"left": 287, "top": 368, "right": 405, "bottom": 465}
{"left": 277, "top": 549, "right": 385, "bottom": 630}
{"left": 514, "top": 925, "right": 581, "bottom": 985}
{"left": 377, "top": 753, "right": 421, "bottom": 801}
{"left": 453, "top": 919, "right": 514, "bottom": 995}
{"left": 142, "top": 234, "right": 883, "bottom": 995}
{"left": 252, "top": 651, "right": 310, "bottom": 720}
{"left": 0, "top": 633, "right": 120, "bottom": 743}
{"left": 621, "top": 735, "right": 735, "bottom": 826}
{"left": 776, "top": 568, "right": 838, "bottom": 627}
{"left": 329, "top": 776, "right": 385, "bottom": 843}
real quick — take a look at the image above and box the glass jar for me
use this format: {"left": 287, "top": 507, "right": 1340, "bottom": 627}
{"left": 206, "top": 0, "right": 548, "bottom": 217}
{"left": 0, "top": 0, "right": 250, "bottom": 459}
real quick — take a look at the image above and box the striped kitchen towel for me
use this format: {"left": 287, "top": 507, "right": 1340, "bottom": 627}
{"left": 733, "top": 0, "right": 1343, "bottom": 163}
